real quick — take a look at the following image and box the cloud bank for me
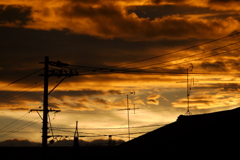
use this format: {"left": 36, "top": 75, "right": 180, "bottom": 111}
{"left": 1, "top": 1, "right": 240, "bottom": 41}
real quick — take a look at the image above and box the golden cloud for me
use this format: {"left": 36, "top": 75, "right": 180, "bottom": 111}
{"left": 172, "top": 89, "right": 240, "bottom": 110}
{"left": 147, "top": 94, "right": 160, "bottom": 105}
{"left": 149, "top": 0, "right": 240, "bottom": 11}
{"left": 93, "top": 97, "right": 126, "bottom": 110}
{"left": 1, "top": 1, "right": 239, "bottom": 40}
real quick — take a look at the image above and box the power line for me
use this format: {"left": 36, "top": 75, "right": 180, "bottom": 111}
{"left": 129, "top": 40, "right": 240, "bottom": 70}
{"left": 52, "top": 124, "right": 165, "bottom": 130}
{"left": 89, "top": 45, "right": 240, "bottom": 74}
{"left": 0, "top": 112, "right": 57, "bottom": 140}
{"left": 0, "top": 76, "right": 59, "bottom": 104}
{"left": 0, "top": 79, "right": 43, "bottom": 102}
{"left": 1, "top": 68, "right": 44, "bottom": 88}
{"left": 99, "top": 31, "right": 240, "bottom": 69}
{"left": 0, "top": 69, "right": 60, "bottom": 104}
{"left": 99, "top": 41, "right": 240, "bottom": 73}
{"left": 0, "top": 112, "right": 30, "bottom": 132}
{"left": 0, "top": 116, "right": 41, "bottom": 139}
{"left": 154, "top": 46, "right": 240, "bottom": 70}
{"left": 61, "top": 40, "right": 240, "bottom": 76}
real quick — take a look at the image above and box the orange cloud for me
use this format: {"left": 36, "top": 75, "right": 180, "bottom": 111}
{"left": 147, "top": 94, "right": 160, "bottom": 105}
{"left": 149, "top": 0, "right": 240, "bottom": 11}
{"left": 172, "top": 84, "right": 240, "bottom": 110}
{"left": 1, "top": 1, "right": 239, "bottom": 41}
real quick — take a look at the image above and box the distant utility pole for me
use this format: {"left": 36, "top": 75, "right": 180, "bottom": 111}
{"left": 108, "top": 135, "right": 112, "bottom": 147}
{"left": 118, "top": 91, "right": 139, "bottom": 141}
{"left": 31, "top": 56, "right": 79, "bottom": 148}
{"left": 74, "top": 121, "right": 79, "bottom": 147}
{"left": 185, "top": 64, "right": 194, "bottom": 115}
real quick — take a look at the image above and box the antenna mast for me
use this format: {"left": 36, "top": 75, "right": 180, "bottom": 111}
{"left": 117, "top": 91, "right": 139, "bottom": 141}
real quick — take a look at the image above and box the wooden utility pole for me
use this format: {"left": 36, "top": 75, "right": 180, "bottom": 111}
{"left": 31, "top": 56, "right": 79, "bottom": 148}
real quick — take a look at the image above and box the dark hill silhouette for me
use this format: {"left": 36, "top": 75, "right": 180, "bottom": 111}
{"left": 118, "top": 107, "right": 240, "bottom": 156}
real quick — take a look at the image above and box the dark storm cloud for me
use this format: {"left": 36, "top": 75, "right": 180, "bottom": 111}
{"left": 107, "top": 90, "right": 122, "bottom": 95}
{"left": 0, "top": 26, "right": 180, "bottom": 71}
{"left": 34, "top": 1, "right": 237, "bottom": 40}
{"left": 150, "top": 0, "right": 187, "bottom": 4}
{"left": 62, "top": 101, "right": 92, "bottom": 110}
{"left": 1, "top": 1, "right": 239, "bottom": 41}
{"left": 128, "top": 4, "right": 237, "bottom": 20}
{"left": 0, "top": 5, "right": 33, "bottom": 25}
{"left": 94, "top": 98, "right": 109, "bottom": 105}
{"left": 50, "top": 89, "right": 105, "bottom": 99}
{"left": 0, "top": 91, "right": 42, "bottom": 110}
{"left": 200, "top": 61, "right": 227, "bottom": 72}
{"left": 150, "top": 0, "right": 240, "bottom": 11}
{"left": 57, "top": 2, "right": 122, "bottom": 18}
{"left": 218, "top": 83, "right": 240, "bottom": 91}
{"left": 93, "top": 97, "right": 126, "bottom": 110}
{"left": 150, "top": 0, "right": 240, "bottom": 5}
{"left": 209, "top": 0, "right": 240, "bottom": 4}
{"left": 0, "top": 90, "right": 42, "bottom": 100}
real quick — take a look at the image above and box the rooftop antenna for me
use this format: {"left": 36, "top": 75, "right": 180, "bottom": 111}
{"left": 185, "top": 63, "right": 194, "bottom": 115}
{"left": 117, "top": 91, "right": 139, "bottom": 141}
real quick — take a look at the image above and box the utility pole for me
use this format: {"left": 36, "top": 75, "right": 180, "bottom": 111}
{"left": 108, "top": 135, "right": 112, "bottom": 147}
{"left": 31, "top": 56, "right": 79, "bottom": 148}
{"left": 42, "top": 56, "right": 49, "bottom": 148}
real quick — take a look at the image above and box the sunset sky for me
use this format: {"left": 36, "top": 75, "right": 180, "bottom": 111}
{"left": 1, "top": 0, "right": 240, "bottom": 145}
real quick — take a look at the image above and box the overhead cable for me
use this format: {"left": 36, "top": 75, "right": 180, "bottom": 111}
{"left": 102, "top": 31, "right": 240, "bottom": 69}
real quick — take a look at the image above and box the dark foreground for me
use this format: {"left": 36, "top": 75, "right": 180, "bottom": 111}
{"left": 2, "top": 107, "right": 240, "bottom": 159}
{"left": 0, "top": 144, "right": 238, "bottom": 159}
